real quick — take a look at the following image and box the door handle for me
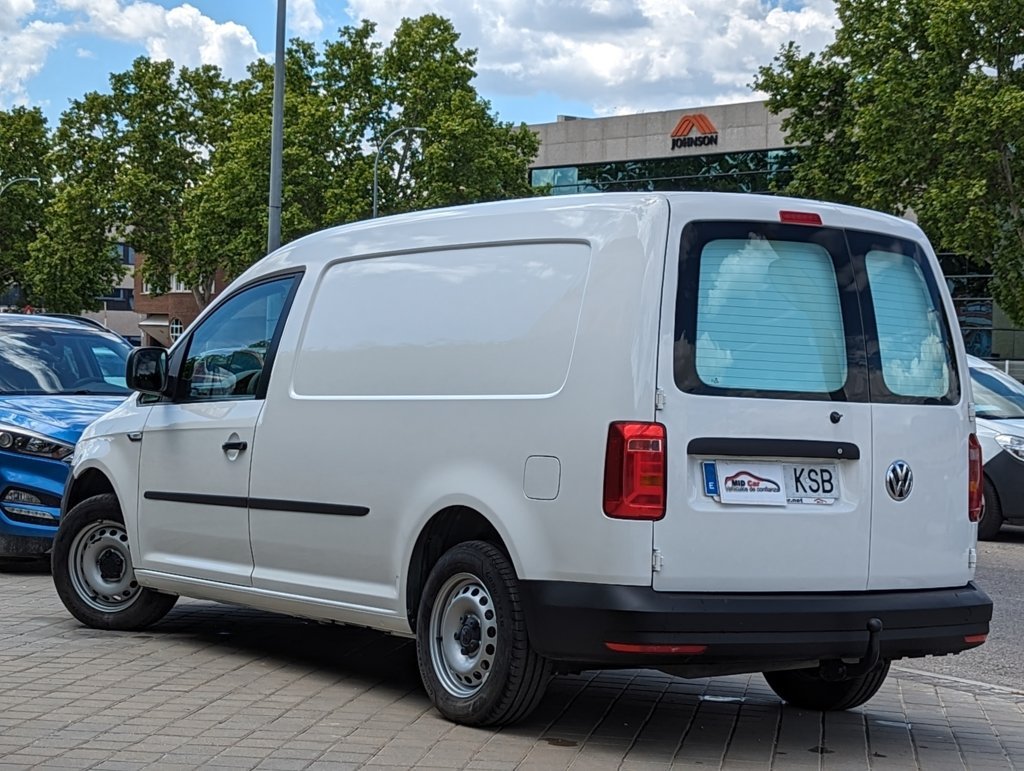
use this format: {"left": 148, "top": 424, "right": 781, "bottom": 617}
{"left": 222, "top": 440, "right": 248, "bottom": 453}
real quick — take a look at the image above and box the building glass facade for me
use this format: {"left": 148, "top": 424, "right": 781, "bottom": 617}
{"left": 530, "top": 149, "right": 798, "bottom": 196}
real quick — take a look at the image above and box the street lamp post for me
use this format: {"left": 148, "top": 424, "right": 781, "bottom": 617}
{"left": 0, "top": 176, "right": 41, "bottom": 199}
{"left": 266, "top": 0, "right": 286, "bottom": 254}
{"left": 372, "top": 126, "right": 426, "bottom": 218}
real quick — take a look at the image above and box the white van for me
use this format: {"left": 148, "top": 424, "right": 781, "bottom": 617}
{"left": 53, "top": 193, "right": 992, "bottom": 726}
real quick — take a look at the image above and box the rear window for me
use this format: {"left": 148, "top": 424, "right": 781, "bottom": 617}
{"left": 864, "top": 250, "right": 951, "bottom": 398}
{"left": 695, "top": 238, "right": 847, "bottom": 393}
{"left": 674, "top": 221, "right": 959, "bottom": 404}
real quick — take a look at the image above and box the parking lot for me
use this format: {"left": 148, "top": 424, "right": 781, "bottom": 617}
{"left": 2, "top": 559, "right": 1023, "bottom": 771}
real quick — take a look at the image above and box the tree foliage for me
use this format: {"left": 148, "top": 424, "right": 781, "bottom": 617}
{"left": 22, "top": 15, "right": 540, "bottom": 312}
{"left": 0, "top": 107, "right": 49, "bottom": 301}
{"left": 27, "top": 58, "right": 231, "bottom": 312}
{"left": 173, "top": 15, "right": 540, "bottom": 303}
{"left": 755, "top": 0, "right": 1024, "bottom": 321}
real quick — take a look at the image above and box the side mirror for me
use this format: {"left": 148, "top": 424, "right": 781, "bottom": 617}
{"left": 126, "top": 347, "right": 169, "bottom": 395}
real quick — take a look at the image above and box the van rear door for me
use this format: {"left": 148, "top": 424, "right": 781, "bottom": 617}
{"left": 849, "top": 231, "right": 971, "bottom": 590}
{"left": 652, "top": 211, "right": 969, "bottom": 593}
{"left": 653, "top": 218, "right": 875, "bottom": 592}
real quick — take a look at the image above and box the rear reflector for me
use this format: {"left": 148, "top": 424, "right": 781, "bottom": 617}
{"left": 968, "top": 434, "right": 983, "bottom": 522}
{"left": 779, "top": 210, "right": 823, "bottom": 226}
{"left": 603, "top": 422, "right": 667, "bottom": 520}
{"left": 605, "top": 642, "right": 707, "bottom": 655}
{"left": 963, "top": 634, "right": 987, "bottom": 645}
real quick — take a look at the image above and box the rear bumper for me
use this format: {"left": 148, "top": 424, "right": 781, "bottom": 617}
{"left": 519, "top": 581, "right": 992, "bottom": 670}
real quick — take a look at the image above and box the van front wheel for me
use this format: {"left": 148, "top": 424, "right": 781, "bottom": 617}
{"left": 416, "top": 540, "right": 551, "bottom": 726}
{"left": 763, "top": 660, "right": 890, "bottom": 711}
{"left": 52, "top": 493, "right": 177, "bottom": 631}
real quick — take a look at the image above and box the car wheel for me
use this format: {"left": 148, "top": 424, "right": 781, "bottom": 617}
{"left": 51, "top": 493, "right": 177, "bottom": 630}
{"left": 764, "top": 660, "right": 890, "bottom": 711}
{"left": 416, "top": 540, "right": 551, "bottom": 726}
{"left": 977, "top": 477, "right": 1003, "bottom": 541}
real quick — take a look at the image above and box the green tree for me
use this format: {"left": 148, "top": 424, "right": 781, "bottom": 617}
{"left": 754, "top": 0, "right": 1024, "bottom": 321}
{"left": 26, "top": 91, "right": 123, "bottom": 313}
{"left": 28, "top": 57, "right": 231, "bottom": 312}
{"left": 174, "top": 15, "right": 540, "bottom": 306}
{"left": 0, "top": 107, "right": 50, "bottom": 302}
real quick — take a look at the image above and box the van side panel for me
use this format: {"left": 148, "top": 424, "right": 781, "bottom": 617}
{"left": 246, "top": 199, "right": 670, "bottom": 626}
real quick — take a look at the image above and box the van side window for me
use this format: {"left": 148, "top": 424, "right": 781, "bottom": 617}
{"left": 864, "top": 250, "right": 951, "bottom": 398}
{"left": 694, "top": 238, "right": 847, "bottom": 393}
{"left": 179, "top": 276, "right": 295, "bottom": 402}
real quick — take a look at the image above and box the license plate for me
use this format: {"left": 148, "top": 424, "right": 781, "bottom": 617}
{"left": 704, "top": 461, "right": 839, "bottom": 505}
{"left": 782, "top": 463, "right": 839, "bottom": 504}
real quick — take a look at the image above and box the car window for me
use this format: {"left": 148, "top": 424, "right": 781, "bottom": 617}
{"left": 0, "top": 326, "right": 132, "bottom": 396}
{"left": 864, "top": 250, "right": 952, "bottom": 398}
{"left": 970, "top": 366, "right": 1024, "bottom": 420}
{"left": 92, "top": 346, "right": 128, "bottom": 388}
{"left": 694, "top": 237, "right": 847, "bottom": 393}
{"left": 179, "top": 277, "right": 295, "bottom": 402}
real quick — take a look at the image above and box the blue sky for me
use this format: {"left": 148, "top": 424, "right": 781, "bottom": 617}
{"left": 2, "top": 0, "right": 839, "bottom": 129}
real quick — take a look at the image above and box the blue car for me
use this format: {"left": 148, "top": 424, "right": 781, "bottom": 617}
{"left": 0, "top": 314, "right": 131, "bottom": 560}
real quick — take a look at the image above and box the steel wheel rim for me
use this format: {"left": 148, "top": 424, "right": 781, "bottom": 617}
{"left": 429, "top": 572, "right": 498, "bottom": 698}
{"left": 67, "top": 520, "right": 141, "bottom": 612}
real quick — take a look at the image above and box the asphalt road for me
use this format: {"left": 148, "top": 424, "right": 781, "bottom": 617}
{"left": 3, "top": 526, "right": 1021, "bottom": 693}
{"left": 902, "top": 525, "right": 1024, "bottom": 691}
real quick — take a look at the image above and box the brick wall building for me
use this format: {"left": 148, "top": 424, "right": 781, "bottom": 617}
{"left": 134, "top": 254, "right": 228, "bottom": 347}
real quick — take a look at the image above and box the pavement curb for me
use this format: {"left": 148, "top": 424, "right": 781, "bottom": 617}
{"left": 893, "top": 664, "right": 1024, "bottom": 700}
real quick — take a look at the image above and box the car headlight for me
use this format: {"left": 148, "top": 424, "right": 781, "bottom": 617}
{"left": 0, "top": 425, "right": 74, "bottom": 460}
{"left": 995, "top": 434, "right": 1024, "bottom": 462}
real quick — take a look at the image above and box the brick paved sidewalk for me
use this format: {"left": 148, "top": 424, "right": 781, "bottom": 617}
{"left": 2, "top": 568, "right": 1022, "bottom": 770}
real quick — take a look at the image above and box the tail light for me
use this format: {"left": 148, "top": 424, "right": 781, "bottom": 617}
{"left": 968, "top": 433, "right": 983, "bottom": 522}
{"left": 603, "top": 422, "right": 666, "bottom": 520}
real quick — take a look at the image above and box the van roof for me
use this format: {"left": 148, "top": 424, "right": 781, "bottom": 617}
{"left": 238, "top": 191, "right": 927, "bottom": 283}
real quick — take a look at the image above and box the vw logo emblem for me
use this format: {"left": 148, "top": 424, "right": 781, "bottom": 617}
{"left": 886, "top": 460, "right": 913, "bottom": 501}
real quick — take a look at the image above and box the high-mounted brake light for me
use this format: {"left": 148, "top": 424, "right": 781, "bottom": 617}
{"left": 779, "top": 210, "right": 823, "bottom": 226}
{"left": 603, "top": 422, "right": 666, "bottom": 520}
{"left": 968, "top": 433, "right": 983, "bottom": 522}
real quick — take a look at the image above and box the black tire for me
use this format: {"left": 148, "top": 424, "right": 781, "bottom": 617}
{"left": 51, "top": 493, "right": 177, "bottom": 630}
{"left": 978, "top": 477, "right": 1003, "bottom": 541}
{"left": 764, "top": 660, "right": 890, "bottom": 711}
{"left": 415, "top": 540, "right": 552, "bottom": 726}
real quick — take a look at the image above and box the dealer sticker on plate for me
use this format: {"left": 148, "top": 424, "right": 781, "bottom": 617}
{"left": 702, "top": 460, "right": 839, "bottom": 506}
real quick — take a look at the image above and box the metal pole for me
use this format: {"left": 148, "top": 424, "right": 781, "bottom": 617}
{"left": 0, "top": 176, "right": 41, "bottom": 199}
{"left": 372, "top": 126, "right": 426, "bottom": 218}
{"left": 266, "top": 0, "right": 286, "bottom": 253}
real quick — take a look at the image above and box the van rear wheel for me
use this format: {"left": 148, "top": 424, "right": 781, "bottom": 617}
{"left": 415, "top": 540, "right": 551, "bottom": 726}
{"left": 764, "top": 660, "right": 890, "bottom": 711}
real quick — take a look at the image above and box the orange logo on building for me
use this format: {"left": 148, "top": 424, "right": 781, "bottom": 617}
{"left": 670, "top": 113, "right": 719, "bottom": 149}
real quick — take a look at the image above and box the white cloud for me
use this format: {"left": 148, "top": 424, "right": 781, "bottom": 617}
{"left": 0, "top": 0, "right": 36, "bottom": 34}
{"left": 0, "top": 18, "right": 67, "bottom": 105}
{"left": 55, "top": 0, "right": 263, "bottom": 81}
{"left": 291, "top": 0, "right": 324, "bottom": 37}
{"left": 344, "top": 0, "right": 838, "bottom": 117}
{"left": 76, "top": 47, "right": 95, "bottom": 58}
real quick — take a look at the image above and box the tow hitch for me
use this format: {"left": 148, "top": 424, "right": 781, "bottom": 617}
{"left": 820, "top": 618, "right": 883, "bottom": 681}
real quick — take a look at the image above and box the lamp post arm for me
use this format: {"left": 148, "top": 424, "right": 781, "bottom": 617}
{"left": 371, "top": 126, "right": 426, "bottom": 218}
{"left": 0, "top": 176, "right": 41, "bottom": 199}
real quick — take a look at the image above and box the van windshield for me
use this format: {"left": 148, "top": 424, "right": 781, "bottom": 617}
{"left": 970, "top": 366, "right": 1024, "bottom": 420}
{"left": 0, "top": 326, "right": 132, "bottom": 396}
